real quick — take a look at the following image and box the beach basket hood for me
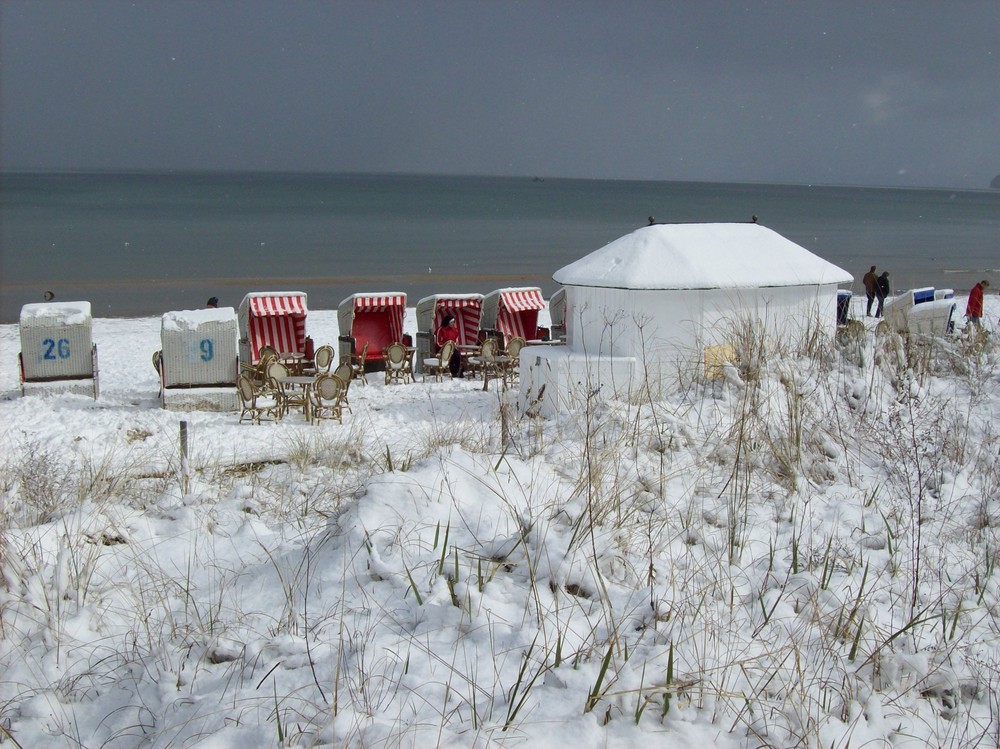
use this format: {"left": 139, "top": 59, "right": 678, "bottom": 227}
{"left": 415, "top": 293, "right": 484, "bottom": 346}
{"left": 480, "top": 287, "right": 546, "bottom": 341}
{"left": 238, "top": 292, "right": 308, "bottom": 363}
{"left": 338, "top": 293, "right": 407, "bottom": 360}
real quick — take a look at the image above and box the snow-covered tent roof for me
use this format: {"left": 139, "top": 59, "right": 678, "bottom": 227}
{"left": 553, "top": 223, "right": 852, "bottom": 290}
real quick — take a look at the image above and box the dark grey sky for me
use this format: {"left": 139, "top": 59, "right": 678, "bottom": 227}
{"left": 1, "top": 0, "right": 997, "bottom": 188}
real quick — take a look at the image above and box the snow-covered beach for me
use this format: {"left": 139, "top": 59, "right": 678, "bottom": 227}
{"left": 1, "top": 297, "right": 998, "bottom": 748}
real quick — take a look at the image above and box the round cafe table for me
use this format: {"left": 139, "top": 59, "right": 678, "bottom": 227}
{"left": 275, "top": 375, "right": 316, "bottom": 421}
{"left": 278, "top": 352, "right": 306, "bottom": 374}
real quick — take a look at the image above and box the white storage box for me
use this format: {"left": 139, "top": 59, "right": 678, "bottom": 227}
{"left": 519, "top": 346, "right": 637, "bottom": 417}
{"left": 161, "top": 308, "right": 239, "bottom": 387}
{"left": 159, "top": 307, "right": 240, "bottom": 411}
{"left": 19, "top": 301, "right": 99, "bottom": 398}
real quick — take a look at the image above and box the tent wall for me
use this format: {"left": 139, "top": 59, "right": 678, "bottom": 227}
{"left": 161, "top": 310, "right": 239, "bottom": 388}
{"left": 566, "top": 284, "right": 840, "bottom": 371}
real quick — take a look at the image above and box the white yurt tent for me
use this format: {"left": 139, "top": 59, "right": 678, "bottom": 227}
{"left": 554, "top": 222, "right": 851, "bottom": 362}
{"left": 522, "top": 223, "right": 852, "bottom": 413}
{"left": 18, "top": 301, "right": 99, "bottom": 398}
{"left": 158, "top": 307, "right": 240, "bottom": 411}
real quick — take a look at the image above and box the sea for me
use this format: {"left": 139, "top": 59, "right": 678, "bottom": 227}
{"left": 1, "top": 171, "right": 997, "bottom": 324}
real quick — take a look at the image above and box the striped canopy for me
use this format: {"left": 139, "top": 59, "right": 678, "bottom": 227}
{"left": 249, "top": 295, "right": 307, "bottom": 317}
{"left": 484, "top": 288, "right": 545, "bottom": 341}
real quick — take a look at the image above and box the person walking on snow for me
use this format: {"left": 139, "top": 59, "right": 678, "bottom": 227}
{"left": 862, "top": 266, "right": 878, "bottom": 316}
{"left": 875, "top": 271, "right": 890, "bottom": 318}
{"left": 965, "top": 279, "right": 989, "bottom": 327}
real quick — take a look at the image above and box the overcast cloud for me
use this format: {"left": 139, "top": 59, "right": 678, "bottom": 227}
{"left": 1, "top": 0, "right": 997, "bottom": 188}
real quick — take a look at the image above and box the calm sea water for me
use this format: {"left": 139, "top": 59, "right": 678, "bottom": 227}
{"left": 1, "top": 171, "right": 997, "bottom": 323}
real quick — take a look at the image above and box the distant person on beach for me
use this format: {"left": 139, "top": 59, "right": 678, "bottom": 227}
{"left": 875, "top": 271, "right": 890, "bottom": 318}
{"left": 435, "top": 314, "right": 464, "bottom": 378}
{"left": 862, "top": 266, "right": 878, "bottom": 316}
{"left": 206, "top": 296, "right": 219, "bottom": 308}
{"left": 965, "top": 279, "right": 989, "bottom": 327}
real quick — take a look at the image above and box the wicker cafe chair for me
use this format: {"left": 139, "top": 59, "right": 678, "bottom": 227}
{"left": 265, "top": 360, "right": 308, "bottom": 419}
{"left": 502, "top": 336, "right": 526, "bottom": 385}
{"left": 312, "top": 344, "right": 334, "bottom": 374}
{"left": 422, "top": 339, "right": 455, "bottom": 382}
{"left": 333, "top": 361, "right": 355, "bottom": 412}
{"left": 311, "top": 373, "right": 346, "bottom": 424}
{"left": 467, "top": 337, "right": 500, "bottom": 382}
{"left": 345, "top": 341, "right": 369, "bottom": 385}
{"left": 242, "top": 350, "right": 276, "bottom": 385}
{"left": 237, "top": 374, "right": 280, "bottom": 424}
{"left": 383, "top": 342, "right": 413, "bottom": 385}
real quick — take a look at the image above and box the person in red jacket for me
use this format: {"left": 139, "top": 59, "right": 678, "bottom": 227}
{"left": 965, "top": 279, "right": 989, "bottom": 327}
{"left": 435, "top": 315, "right": 464, "bottom": 377}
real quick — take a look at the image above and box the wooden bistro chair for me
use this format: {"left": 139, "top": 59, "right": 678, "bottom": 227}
{"left": 344, "top": 341, "right": 369, "bottom": 386}
{"left": 467, "top": 337, "right": 500, "bottom": 384}
{"left": 242, "top": 350, "right": 276, "bottom": 386}
{"left": 311, "top": 373, "right": 346, "bottom": 424}
{"left": 422, "top": 339, "right": 455, "bottom": 382}
{"left": 259, "top": 344, "right": 278, "bottom": 362}
{"left": 333, "top": 361, "right": 355, "bottom": 412}
{"left": 501, "top": 336, "right": 526, "bottom": 386}
{"left": 383, "top": 342, "right": 413, "bottom": 385}
{"left": 266, "top": 360, "right": 307, "bottom": 419}
{"left": 237, "top": 374, "right": 281, "bottom": 424}
{"left": 311, "top": 344, "right": 334, "bottom": 375}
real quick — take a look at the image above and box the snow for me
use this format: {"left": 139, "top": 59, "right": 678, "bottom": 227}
{"left": 161, "top": 307, "right": 238, "bottom": 332}
{"left": 553, "top": 223, "right": 854, "bottom": 289}
{"left": 19, "top": 301, "right": 92, "bottom": 327}
{"left": 1, "top": 297, "right": 998, "bottom": 748}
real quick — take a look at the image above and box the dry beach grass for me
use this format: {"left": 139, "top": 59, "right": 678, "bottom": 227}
{"left": 0, "top": 309, "right": 998, "bottom": 748}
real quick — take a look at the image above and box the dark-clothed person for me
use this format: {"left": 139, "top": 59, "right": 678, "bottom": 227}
{"left": 862, "top": 266, "right": 878, "bottom": 317}
{"left": 875, "top": 272, "right": 890, "bottom": 318}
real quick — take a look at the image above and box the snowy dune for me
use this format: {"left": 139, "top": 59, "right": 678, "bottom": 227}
{"left": 1, "top": 297, "right": 998, "bottom": 748}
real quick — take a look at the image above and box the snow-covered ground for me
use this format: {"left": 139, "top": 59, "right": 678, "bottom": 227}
{"left": 1, "top": 297, "right": 998, "bottom": 748}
